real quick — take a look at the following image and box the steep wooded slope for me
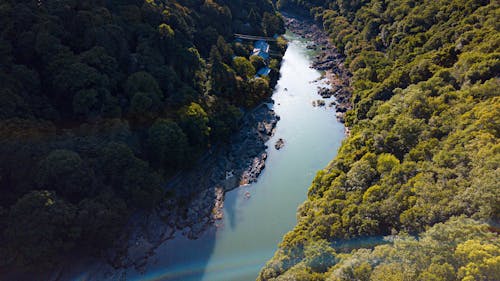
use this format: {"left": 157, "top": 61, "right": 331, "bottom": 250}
{"left": 0, "top": 0, "right": 285, "bottom": 269}
{"left": 259, "top": 0, "right": 499, "bottom": 280}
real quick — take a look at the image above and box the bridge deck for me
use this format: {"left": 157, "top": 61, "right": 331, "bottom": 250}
{"left": 234, "top": 33, "right": 277, "bottom": 41}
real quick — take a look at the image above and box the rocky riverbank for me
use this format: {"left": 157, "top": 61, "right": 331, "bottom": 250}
{"left": 3, "top": 101, "right": 281, "bottom": 280}
{"left": 96, "top": 18, "right": 350, "bottom": 275}
{"left": 283, "top": 12, "right": 352, "bottom": 123}
{"left": 37, "top": 14, "right": 351, "bottom": 280}
{"left": 101, "top": 15, "right": 351, "bottom": 277}
{"left": 98, "top": 103, "right": 279, "bottom": 273}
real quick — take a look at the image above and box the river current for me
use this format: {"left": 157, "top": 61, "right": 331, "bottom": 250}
{"left": 71, "top": 31, "right": 345, "bottom": 281}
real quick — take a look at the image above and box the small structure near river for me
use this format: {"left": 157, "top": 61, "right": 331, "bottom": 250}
{"left": 257, "top": 67, "right": 271, "bottom": 76}
{"left": 253, "top": 40, "right": 271, "bottom": 77}
{"left": 234, "top": 35, "right": 276, "bottom": 78}
{"left": 253, "top": 40, "right": 270, "bottom": 60}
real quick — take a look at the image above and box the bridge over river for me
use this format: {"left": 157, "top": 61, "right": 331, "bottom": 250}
{"left": 234, "top": 33, "right": 278, "bottom": 41}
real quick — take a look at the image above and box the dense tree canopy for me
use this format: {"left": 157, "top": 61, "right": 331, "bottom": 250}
{"left": 36, "top": 149, "right": 94, "bottom": 202}
{"left": 0, "top": 0, "right": 285, "bottom": 270}
{"left": 260, "top": 0, "right": 499, "bottom": 280}
{"left": 5, "top": 191, "right": 78, "bottom": 267}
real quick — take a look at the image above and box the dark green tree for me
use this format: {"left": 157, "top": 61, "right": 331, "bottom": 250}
{"left": 147, "top": 119, "right": 189, "bottom": 172}
{"left": 76, "top": 196, "right": 128, "bottom": 251}
{"left": 233, "top": 56, "right": 256, "bottom": 78}
{"left": 179, "top": 102, "right": 210, "bottom": 149}
{"left": 37, "top": 149, "right": 94, "bottom": 202}
{"left": 5, "top": 191, "right": 78, "bottom": 267}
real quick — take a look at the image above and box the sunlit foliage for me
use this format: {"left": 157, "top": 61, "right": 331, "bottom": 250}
{"left": 260, "top": 0, "right": 499, "bottom": 279}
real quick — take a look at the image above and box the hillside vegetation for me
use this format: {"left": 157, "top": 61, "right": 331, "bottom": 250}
{"left": 259, "top": 0, "right": 499, "bottom": 280}
{"left": 0, "top": 0, "right": 285, "bottom": 269}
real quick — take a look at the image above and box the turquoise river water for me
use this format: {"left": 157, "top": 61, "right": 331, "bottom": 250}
{"left": 73, "top": 31, "right": 345, "bottom": 281}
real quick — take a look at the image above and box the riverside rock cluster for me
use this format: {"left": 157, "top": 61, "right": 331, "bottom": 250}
{"left": 103, "top": 104, "right": 279, "bottom": 272}
{"left": 275, "top": 138, "right": 285, "bottom": 150}
{"left": 88, "top": 13, "right": 352, "bottom": 277}
{"left": 284, "top": 13, "right": 352, "bottom": 123}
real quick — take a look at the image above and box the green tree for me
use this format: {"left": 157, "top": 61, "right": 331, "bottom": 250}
{"left": 129, "top": 91, "right": 161, "bottom": 121}
{"left": 97, "top": 142, "right": 162, "bottom": 209}
{"left": 209, "top": 45, "right": 238, "bottom": 96}
{"left": 158, "top": 23, "right": 174, "bottom": 39}
{"left": 147, "top": 119, "right": 189, "bottom": 171}
{"left": 79, "top": 46, "right": 119, "bottom": 89}
{"left": 304, "top": 240, "right": 337, "bottom": 272}
{"left": 5, "top": 191, "right": 78, "bottom": 267}
{"left": 124, "top": 71, "right": 162, "bottom": 99}
{"left": 52, "top": 62, "right": 109, "bottom": 109}
{"left": 246, "top": 77, "right": 270, "bottom": 107}
{"left": 233, "top": 56, "right": 256, "bottom": 78}
{"left": 37, "top": 149, "right": 94, "bottom": 202}
{"left": 262, "top": 12, "right": 284, "bottom": 36}
{"left": 72, "top": 89, "right": 99, "bottom": 117}
{"left": 76, "top": 196, "right": 128, "bottom": 251}
{"left": 455, "top": 239, "right": 500, "bottom": 281}
{"left": 0, "top": 0, "right": 286, "bottom": 269}
{"left": 345, "top": 153, "right": 377, "bottom": 190}
{"left": 179, "top": 102, "right": 210, "bottom": 149}
{"left": 209, "top": 100, "right": 243, "bottom": 141}
{"left": 376, "top": 153, "right": 399, "bottom": 174}
{"left": 216, "top": 36, "right": 234, "bottom": 64}
{"left": 250, "top": 55, "right": 266, "bottom": 70}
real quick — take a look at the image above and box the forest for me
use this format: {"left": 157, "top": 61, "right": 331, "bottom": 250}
{"left": 259, "top": 0, "right": 499, "bottom": 280}
{"left": 0, "top": 0, "right": 286, "bottom": 269}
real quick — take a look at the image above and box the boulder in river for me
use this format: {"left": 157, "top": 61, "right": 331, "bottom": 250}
{"left": 336, "top": 112, "right": 346, "bottom": 123}
{"left": 275, "top": 138, "right": 285, "bottom": 150}
{"left": 318, "top": 87, "right": 334, "bottom": 98}
{"left": 306, "top": 44, "right": 317, "bottom": 50}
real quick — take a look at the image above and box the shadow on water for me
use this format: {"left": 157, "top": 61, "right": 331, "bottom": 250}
{"left": 222, "top": 185, "right": 240, "bottom": 230}
{"left": 115, "top": 146, "right": 262, "bottom": 281}
{"left": 51, "top": 29, "right": 345, "bottom": 281}
{"left": 133, "top": 230, "right": 217, "bottom": 281}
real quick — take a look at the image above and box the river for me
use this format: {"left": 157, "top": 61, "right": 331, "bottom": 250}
{"left": 69, "top": 31, "right": 345, "bottom": 281}
{"left": 111, "top": 31, "right": 346, "bottom": 281}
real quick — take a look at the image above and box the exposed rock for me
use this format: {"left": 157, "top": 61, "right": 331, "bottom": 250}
{"left": 306, "top": 44, "right": 317, "bottom": 50}
{"left": 318, "top": 87, "right": 334, "bottom": 98}
{"left": 336, "top": 103, "right": 350, "bottom": 113}
{"left": 212, "top": 187, "right": 224, "bottom": 221}
{"left": 283, "top": 12, "right": 352, "bottom": 123}
{"left": 65, "top": 13, "right": 353, "bottom": 277}
{"left": 240, "top": 152, "right": 267, "bottom": 185}
{"left": 275, "top": 138, "right": 285, "bottom": 150}
{"left": 101, "top": 103, "right": 279, "bottom": 272}
{"left": 336, "top": 112, "right": 346, "bottom": 123}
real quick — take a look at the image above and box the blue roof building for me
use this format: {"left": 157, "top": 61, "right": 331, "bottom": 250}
{"left": 252, "top": 49, "right": 270, "bottom": 60}
{"left": 254, "top": 40, "right": 270, "bottom": 53}
{"left": 256, "top": 66, "right": 271, "bottom": 77}
{"left": 253, "top": 40, "right": 270, "bottom": 60}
